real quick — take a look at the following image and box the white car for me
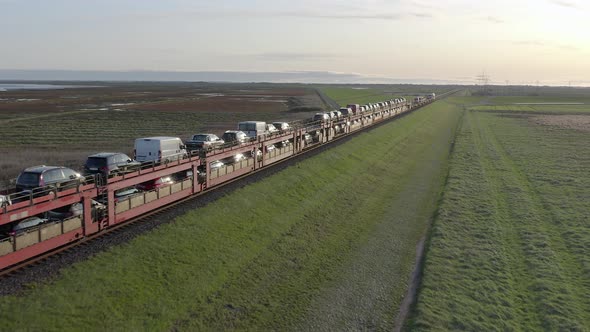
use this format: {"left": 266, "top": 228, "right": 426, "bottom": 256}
{"left": 229, "top": 153, "right": 246, "bottom": 163}
{"left": 266, "top": 124, "right": 279, "bottom": 135}
{"left": 210, "top": 160, "right": 224, "bottom": 170}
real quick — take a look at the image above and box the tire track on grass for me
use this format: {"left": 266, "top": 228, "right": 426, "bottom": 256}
{"left": 473, "top": 111, "right": 588, "bottom": 330}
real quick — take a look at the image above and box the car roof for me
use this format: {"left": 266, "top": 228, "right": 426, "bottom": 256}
{"left": 239, "top": 121, "right": 266, "bottom": 124}
{"left": 23, "top": 165, "right": 64, "bottom": 173}
{"left": 224, "top": 130, "right": 242, "bottom": 134}
{"left": 136, "top": 136, "right": 181, "bottom": 142}
{"left": 88, "top": 152, "right": 123, "bottom": 158}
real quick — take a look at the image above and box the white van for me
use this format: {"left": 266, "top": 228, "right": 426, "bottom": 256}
{"left": 134, "top": 137, "right": 187, "bottom": 163}
{"left": 238, "top": 121, "right": 268, "bottom": 138}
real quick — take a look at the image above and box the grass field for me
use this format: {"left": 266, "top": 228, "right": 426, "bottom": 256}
{"left": 319, "top": 85, "right": 452, "bottom": 106}
{"left": 410, "top": 99, "right": 590, "bottom": 330}
{"left": 0, "top": 95, "right": 462, "bottom": 330}
{"left": 0, "top": 109, "right": 275, "bottom": 148}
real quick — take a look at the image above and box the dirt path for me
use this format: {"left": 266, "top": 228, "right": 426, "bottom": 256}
{"left": 315, "top": 88, "right": 341, "bottom": 109}
{"left": 394, "top": 237, "right": 425, "bottom": 332}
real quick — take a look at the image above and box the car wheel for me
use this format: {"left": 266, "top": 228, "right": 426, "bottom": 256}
{"left": 46, "top": 185, "right": 58, "bottom": 198}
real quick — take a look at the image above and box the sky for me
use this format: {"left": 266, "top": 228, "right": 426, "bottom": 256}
{"left": 0, "top": 0, "right": 589, "bottom": 85}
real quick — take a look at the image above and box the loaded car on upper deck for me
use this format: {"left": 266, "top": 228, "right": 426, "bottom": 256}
{"left": 266, "top": 123, "right": 279, "bottom": 135}
{"left": 272, "top": 122, "right": 291, "bottom": 132}
{"left": 134, "top": 137, "right": 187, "bottom": 163}
{"left": 84, "top": 152, "right": 140, "bottom": 179}
{"left": 185, "top": 134, "right": 225, "bottom": 152}
{"left": 313, "top": 113, "right": 330, "bottom": 122}
{"left": 238, "top": 121, "right": 268, "bottom": 138}
{"left": 221, "top": 130, "right": 249, "bottom": 146}
{"left": 339, "top": 107, "right": 353, "bottom": 116}
{"left": 16, "top": 166, "right": 84, "bottom": 195}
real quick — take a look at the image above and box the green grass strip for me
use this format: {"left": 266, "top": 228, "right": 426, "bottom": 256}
{"left": 411, "top": 108, "right": 590, "bottom": 331}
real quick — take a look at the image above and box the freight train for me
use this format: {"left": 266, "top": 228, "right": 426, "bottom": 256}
{"left": 0, "top": 94, "right": 438, "bottom": 271}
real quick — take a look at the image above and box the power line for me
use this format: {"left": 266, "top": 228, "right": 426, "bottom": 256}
{"left": 476, "top": 71, "right": 491, "bottom": 95}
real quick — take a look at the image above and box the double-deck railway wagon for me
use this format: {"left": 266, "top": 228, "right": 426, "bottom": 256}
{"left": 0, "top": 93, "right": 445, "bottom": 272}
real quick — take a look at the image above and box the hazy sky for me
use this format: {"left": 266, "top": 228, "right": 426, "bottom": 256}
{"left": 1, "top": 0, "right": 588, "bottom": 84}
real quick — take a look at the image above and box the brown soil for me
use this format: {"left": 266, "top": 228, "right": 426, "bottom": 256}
{"left": 133, "top": 96, "right": 289, "bottom": 113}
{"left": 531, "top": 114, "right": 590, "bottom": 131}
{"left": 0, "top": 83, "right": 325, "bottom": 189}
{"left": 0, "top": 84, "right": 312, "bottom": 115}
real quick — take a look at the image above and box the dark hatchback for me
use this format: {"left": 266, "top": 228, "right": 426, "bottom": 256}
{"left": 84, "top": 153, "right": 141, "bottom": 178}
{"left": 16, "top": 166, "right": 84, "bottom": 194}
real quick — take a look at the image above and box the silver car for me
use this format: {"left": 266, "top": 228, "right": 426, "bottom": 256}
{"left": 273, "top": 122, "right": 291, "bottom": 132}
{"left": 7, "top": 216, "right": 48, "bottom": 236}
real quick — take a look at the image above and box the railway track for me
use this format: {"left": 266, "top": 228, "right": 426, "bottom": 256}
{"left": 0, "top": 90, "right": 460, "bottom": 288}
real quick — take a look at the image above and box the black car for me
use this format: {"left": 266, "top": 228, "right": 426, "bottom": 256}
{"left": 16, "top": 166, "right": 84, "bottom": 194}
{"left": 221, "top": 130, "right": 249, "bottom": 146}
{"left": 84, "top": 153, "right": 141, "bottom": 178}
{"left": 1, "top": 216, "right": 48, "bottom": 238}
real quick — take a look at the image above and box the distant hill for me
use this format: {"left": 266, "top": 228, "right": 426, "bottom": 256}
{"left": 0, "top": 69, "right": 467, "bottom": 85}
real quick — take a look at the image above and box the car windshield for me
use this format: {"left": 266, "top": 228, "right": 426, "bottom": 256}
{"left": 86, "top": 157, "right": 107, "bottom": 168}
{"left": 239, "top": 123, "right": 258, "bottom": 131}
{"left": 193, "top": 135, "right": 209, "bottom": 141}
{"left": 114, "top": 154, "right": 130, "bottom": 163}
{"left": 17, "top": 172, "right": 40, "bottom": 186}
